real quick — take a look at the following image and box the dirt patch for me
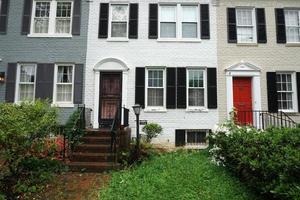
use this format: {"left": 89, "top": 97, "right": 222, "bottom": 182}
{"left": 28, "top": 172, "right": 110, "bottom": 200}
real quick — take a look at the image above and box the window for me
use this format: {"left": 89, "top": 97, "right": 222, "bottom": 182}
{"left": 186, "top": 130, "right": 208, "bottom": 146}
{"left": 110, "top": 4, "right": 129, "bottom": 38}
{"left": 146, "top": 69, "right": 165, "bottom": 107}
{"left": 16, "top": 64, "right": 36, "bottom": 102}
{"left": 276, "top": 73, "right": 297, "bottom": 111}
{"left": 285, "top": 10, "right": 300, "bottom": 43}
{"left": 54, "top": 65, "right": 74, "bottom": 104}
{"left": 159, "top": 4, "right": 199, "bottom": 39}
{"left": 182, "top": 6, "right": 198, "bottom": 38}
{"left": 160, "top": 5, "right": 177, "bottom": 38}
{"left": 31, "top": 0, "right": 73, "bottom": 35}
{"left": 236, "top": 8, "right": 256, "bottom": 43}
{"left": 187, "top": 69, "right": 205, "bottom": 107}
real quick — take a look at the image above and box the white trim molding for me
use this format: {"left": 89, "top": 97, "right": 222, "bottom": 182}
{"left": 92, "top": 58, "right": 129, "bottom": 128}
{"left": 225, "top": 61, "right": 262, "bottom": 118}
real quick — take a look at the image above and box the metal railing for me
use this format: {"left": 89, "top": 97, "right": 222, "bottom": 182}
{"left": 236, "top": 110, "right": 297, "bottom": 130}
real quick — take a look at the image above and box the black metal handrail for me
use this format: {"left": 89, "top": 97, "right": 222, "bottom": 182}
{"left": 236, "top": 110, "right": 297, "bottom": 130}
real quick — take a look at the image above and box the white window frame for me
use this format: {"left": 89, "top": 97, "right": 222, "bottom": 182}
{"left": 276, "top": 71, "right": 298, "bottom": 113}
{"left": 108, "top": 3, "right": 129, "bottom": 40}
{"left": 145, "top": 67, "right": 166, "bottom": 112}
{"left": 52, "top": 64, "right": 75, "bottom": 107}
{"left": 185, "top": 129, "right": 209, "bottom": 148}
{"left": 186, "top": 68, "right": 207, "bottom": 110}
{"left": 158, "top": 3, "right": 200, "bottom": 41}
{"left": 284, "top": 9, "right": 300, "bottom": 43}
{"left": 235, "top": 7, "right": 257, "bottom": 44}
{"left": 29, "top": 0, "right": 73, "bottom": 37}
{"left": 14, "top": 63, "right": 37, "bottom": 103}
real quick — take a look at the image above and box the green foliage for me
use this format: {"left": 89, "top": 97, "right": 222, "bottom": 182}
{"left": 64, "top": 110, "right": 85, "bottom": 151}
{"left": 101, "top": 151, "right": 260, "bottom": 200}
{"left": 209, "top": 121, "right": 300, "bottom": 200}
{"left": 0, "top": 100, "right": 60, "bottom": 199}
{"left": 142, "top": 123, "right": 163, "bottom": 143}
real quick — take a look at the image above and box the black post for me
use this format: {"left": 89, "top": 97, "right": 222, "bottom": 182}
{"left": 136, "top": 114, "right": 140, "bottom": 150}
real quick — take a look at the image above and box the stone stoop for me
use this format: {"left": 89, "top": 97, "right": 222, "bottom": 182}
{"left": 68, "top": 129, "right": 120, "bottom": 172}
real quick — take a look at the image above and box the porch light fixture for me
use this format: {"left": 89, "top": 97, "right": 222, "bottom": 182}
{"left": 0, "top": 72, "right": 5, "bottom": 83}
{"left": 132, "top": 104, "right": 142, "bottom": 153}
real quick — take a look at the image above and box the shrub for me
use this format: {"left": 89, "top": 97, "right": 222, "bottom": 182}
{"left": 0, "top": 100, "right": 59, "bottom": 198}
{"left": 142, "top": 123, "right": 163, "bottom": 143}
{"left": 209, "top": 120, "right": 300, "bottom": 200}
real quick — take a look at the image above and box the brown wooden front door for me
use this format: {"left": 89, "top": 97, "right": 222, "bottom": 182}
{"left": 99, "top": 72, "right": 122, "bottom": 127}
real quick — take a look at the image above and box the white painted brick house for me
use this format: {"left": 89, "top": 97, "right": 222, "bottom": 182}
{"left": 85, "top": 0, "right": 219, "bottom": 148}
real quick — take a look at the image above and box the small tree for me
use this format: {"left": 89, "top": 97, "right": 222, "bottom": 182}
{"left": 142, "top": 123, "right": 163, "bottom": 143}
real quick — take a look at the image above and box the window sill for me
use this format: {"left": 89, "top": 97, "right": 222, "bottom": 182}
{"left": 27, "top": 34, "right": 72, "bottom": 38}
{"left": 186, "top": 108, "right": 209, "bottom": 113}
{"left": 52, "top": 103, "right": 74, "bottom": 108}
{"left": 236, "top": 42, "right": 258, "bottom": 47}
{"left": 106, "top": 38, "right": 129, "bottom": 42}
{"left": 285, "top": 43, "right": 300, "bottom": 47}
{"left": 184, "top": 144, "right": 208, "bottom": 149}
{"left": 157, "top": 38, "right": 202, "bottom": 43}
{"left": 279, "top": 109, "right": 298, "bottom": 113}
{"left": 144, "top": 107, "right": 167, "bottom": 113}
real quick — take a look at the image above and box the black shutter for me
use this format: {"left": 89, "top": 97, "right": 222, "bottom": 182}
{"left": 275, "top": 8, "right": 286, "bottom": 44}
{"left": 5, "top": 63, "right": 17, "bottom": 102}
{"left": 149, "top": 4, "right": 158, "bottom": 39}
{"left": 200, "top": 4, "right": 210, "bottom": 39}
{"left": 256, "top": 8, "right": 267, "bottom": 43}
{"left": 21, "top": 0, "right": 32, "bottom": 35}
{"left": 176, "top": 68, "right": 186, "bottom": 109}
{"left": 175, "top": 130, "right": 186, "bottom": 147}
{"left": 129, "top": 3, "right": 138, "bottom": 39}
{"left": 135, "top": 67, "right": 145, "bottom": 108}
{"left": 167, "top": 68, "right": 176, "bottom": 109}
{"left": 98, "top": 3, "right": 109, "bottom": 38}
{"left": 227, "top": 8, "right": 237, "bottom": 43}
{"left": 267, "top": 72, "right": 278, "bottom": 113}
{"left": 74, "top": 64, "right": 84, "bottom": 104}
{"left": 72, "top": 0, "right": 81, "bottom": 35}
{"left": 297, "top": 72, "right": 300, "bottom": 113}
{"left": 207, "top": 68, "right": 217, "bottom": 109}
{"left": 35, "top": 64, "right": 54, "bottom": 101}
{"left": 0, "top": 0, "right": 9, "bottom": 34}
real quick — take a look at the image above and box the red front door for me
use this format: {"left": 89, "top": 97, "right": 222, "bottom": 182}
{"left": 233, "top": 77, "right": 253, "bottom": 125}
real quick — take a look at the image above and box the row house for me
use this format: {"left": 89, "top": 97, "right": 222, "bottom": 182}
{"left": 0, "top": 0, "right": 88, "bottom": 123}
{"left": 217, "top": 0, "right": 300, "bottom": 128}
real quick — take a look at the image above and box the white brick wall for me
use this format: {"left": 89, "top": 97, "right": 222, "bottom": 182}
{"left": 85, "top": 0, "right": 218, "bottom": 146}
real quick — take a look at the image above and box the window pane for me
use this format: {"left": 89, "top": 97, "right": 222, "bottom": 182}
{"left": 57, "top": 66, "right": 73, "bottom": 83}
{"left": 285, "top": 10, "right": 299, "bottom": 26}
{"left": 187, "top": 131, "right": 206, "bottom": 144}
{"left": 57, "top": 85, "right": 72, "bottom": 102}
{"left": 277, "top": 73, "right": 294, "bottom": 110}
{"left": 112, "top": 5, "right": 128, "bottom": 21}
{"left": 56, "top": 2, "right": 72, "bottom": 17}
{"left": 111, "top": 22, "right": 127, "bottom": 37}
{"left": 160, "top": 6, "right": 176, "bottom": 22}
{"left": 182, "top": 6, "right": 197, "bottom": 22}
{"left": 34, "top": 18, "right": 49, "bottom": 33}
{"left": 286, "top": 27, "right": 300, "bottom": 42}
{"left": 236, "top": 9, "right": 253, "bottom": 26}
{"left": 189, "top": 88, "right": 204, "bottom": 106}
{"left": 189, "top": 70, "right": 203, "bottom": 87}
{"left": 148, "top": 88, "right": 163, "bottom": 106}
{"left": 19, "top": 84, "right": 34, "bottom": 101}
{"left": 35, "top": 2, "right": 50, "bottom": 17}
{"left": 182, "top": 23, "right": 197, "bottom": 38}
{"left": 160, "top": 22, "right": 176, "bottom": 38}
{"left": 56, "top": 2, "right": 72, "bottom": 33}
{"left": 20, "top": 65, "right": 35, "bottom": 83}
{"left": 237, "top": 27, "right": 254, "bottom": 43}
{"left": 148, "top": 70, "right": 163, "bottom": 87}
{"left": 34, "top": 2, "right": 50, "bottom": 33}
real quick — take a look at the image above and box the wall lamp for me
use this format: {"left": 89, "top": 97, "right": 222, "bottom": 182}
{"left": 0, "top": 72, "right": 5, "bottom": 83}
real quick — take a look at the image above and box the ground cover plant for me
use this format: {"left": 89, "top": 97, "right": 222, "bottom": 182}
{"left": 209, "top": 119, "right": 300, "bottom": 200}
{"left": 100, "top": 150, "right": 260, "bottom": 200}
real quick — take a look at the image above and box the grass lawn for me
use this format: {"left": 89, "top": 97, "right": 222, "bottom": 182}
{"left": 100, "top": 150, "right": 261, "bottom": 200}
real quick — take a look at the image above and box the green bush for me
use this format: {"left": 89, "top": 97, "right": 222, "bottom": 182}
{"left": 0, "top": 100, "right": 60, "bottom": 198}
{"left": 209, "top": 121, "right": 300, "bottom": 200}
{"left": 142, "top": 123, "right": 163, "bottom": 143}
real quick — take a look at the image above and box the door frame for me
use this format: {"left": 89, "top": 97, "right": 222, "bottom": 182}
{"left": 99, "top": 72, "right": 122, "bottom": 127}
{"left": 225, "top": 62, "right": 262, "bottom": 119}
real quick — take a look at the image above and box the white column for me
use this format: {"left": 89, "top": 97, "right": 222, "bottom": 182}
{"left": 226, "top": 75, "right": 233, "bottom": 119}
{"left": 252, "top": 76, "right": 262, "bottom": 128}
{"left": 121, "top": 71, "right": 129, "bottom": 124}
{"left": 93, "top": 71, "right": 100, "bottom": 128}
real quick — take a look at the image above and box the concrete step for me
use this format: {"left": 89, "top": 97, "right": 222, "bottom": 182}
{"left": 71, "top": 152, "right": 114, "bottom": 162}
{"left": 68, "top": 162, "right": 120, "bottom": 172}
{"left": 74, "top": 144, "right": 112, "bottom": 153}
